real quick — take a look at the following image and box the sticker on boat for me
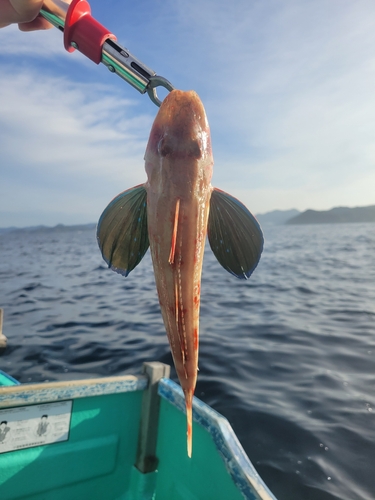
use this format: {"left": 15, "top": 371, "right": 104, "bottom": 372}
{"left": 0, "top": 400, "right": 72, "bottom": 453}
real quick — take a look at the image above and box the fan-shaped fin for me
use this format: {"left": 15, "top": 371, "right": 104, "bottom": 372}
{"left": 208, "top": 188, "right": 263, "bottom": 279}
{"left": 96, "top": 185, "right": 149, "bottom": 277}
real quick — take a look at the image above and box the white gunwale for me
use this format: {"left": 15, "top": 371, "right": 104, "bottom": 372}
{"left": 0, "top": 374, "right": 148, "bottom": 409}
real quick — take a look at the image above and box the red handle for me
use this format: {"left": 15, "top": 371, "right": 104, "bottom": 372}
{"left": 64, "top": 0, "right": 116, "bottom": 64}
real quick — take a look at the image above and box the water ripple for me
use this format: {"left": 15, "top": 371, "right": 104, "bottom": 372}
{"left": 1, "top": 223, "right": 375, "bottom": 499}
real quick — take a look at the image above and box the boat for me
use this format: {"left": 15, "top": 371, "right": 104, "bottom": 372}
{"left": 0, "top": 362, "right": 277, "bottom": 500}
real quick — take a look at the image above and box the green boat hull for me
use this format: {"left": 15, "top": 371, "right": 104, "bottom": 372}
{"left": 0, "top": 365, "right": 277, "bottom": 500}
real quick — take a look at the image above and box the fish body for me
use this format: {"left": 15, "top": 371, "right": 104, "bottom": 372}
{"left": 97, "top": 90, "right": 263, "bottom": 457}
{"left": 145, "top": 91, "right": 213, "bottom": 455}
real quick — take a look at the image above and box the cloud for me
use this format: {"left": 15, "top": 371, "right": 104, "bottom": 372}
{"left": 0, "top": 67, "right": 154, "bottom": 226}
{"left": 1, "top": 0, "right": 375, "bottom": 226}
{"left": 0, "top": 24, "right": 65, "bottom": 57}
{"left": 163, "top": 0, "right": 375, "bottom": 211}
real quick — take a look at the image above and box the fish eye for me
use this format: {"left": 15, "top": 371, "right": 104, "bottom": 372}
{"left": 189, "top": 140, "right": 202, "bottom": 159}
{"left": 158, "top": 137, "right": 172, "bottom": 157}
{"left": 157, "top": 136, "right": 202, "bottom": 158}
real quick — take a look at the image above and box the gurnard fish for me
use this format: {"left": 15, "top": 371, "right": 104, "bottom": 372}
{"left": 97, "top": 90, "right": 263, "bottom": 457}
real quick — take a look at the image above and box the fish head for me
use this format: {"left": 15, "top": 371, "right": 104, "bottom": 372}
{"left": 145, "top": 90, "right": 213, "bottom": 190}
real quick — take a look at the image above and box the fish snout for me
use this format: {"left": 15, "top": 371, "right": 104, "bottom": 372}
{"left": 146, "top": 90, "right": 211, "bottom": 161}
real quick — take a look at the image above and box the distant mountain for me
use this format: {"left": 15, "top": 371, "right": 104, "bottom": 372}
{"left": 286, "top": 205, "right": 375, "bottom": 225}
{"left": 0, "top": 226, "right": 19, "bottom": 235}
{"left": 0, "top": 223, "right": 96, "bottom": 235}
{"left": 3, "top": 204, "right": 374, "bottom": 234}
{"left": 256, "top": 209, "right": 300, "bottom": 225}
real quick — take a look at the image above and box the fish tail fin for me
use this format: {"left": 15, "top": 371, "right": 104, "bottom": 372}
{"left": 184, "top": 389, "right": 193, "bottom": 458}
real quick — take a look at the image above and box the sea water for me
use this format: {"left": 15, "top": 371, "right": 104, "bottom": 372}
{"left": 0, "top": 222, "right": 374, "bottom": 500}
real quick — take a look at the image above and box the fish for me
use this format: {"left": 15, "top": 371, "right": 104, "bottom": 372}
{"left": 96, "top": 89, "right": 264, "bottom": 457}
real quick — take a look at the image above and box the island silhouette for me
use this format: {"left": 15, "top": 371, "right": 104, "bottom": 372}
{"left": 1, "top": 205, "right": 375, "bottom": 233}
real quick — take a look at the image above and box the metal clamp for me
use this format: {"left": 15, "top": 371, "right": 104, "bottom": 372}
{"left": 39, "top": 0, "right": 175, "bottom": 107}
{"left": 101, "top": 39, "right": 175, "bottom": 106}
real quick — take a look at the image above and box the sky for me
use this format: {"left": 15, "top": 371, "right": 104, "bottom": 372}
{"left": 1, "top": 0, "right": 375, "bottom": 227}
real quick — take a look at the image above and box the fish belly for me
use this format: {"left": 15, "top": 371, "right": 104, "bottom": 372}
{"left": 147, "top": 187, "right": 210, "bottom": 456}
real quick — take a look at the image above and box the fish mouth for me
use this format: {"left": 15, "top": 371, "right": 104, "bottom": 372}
{"left": 156, "top": 90, "right": 207, "bottom": 126}
{"left": 145, "top": 90, "right": 210, "bottom": 160}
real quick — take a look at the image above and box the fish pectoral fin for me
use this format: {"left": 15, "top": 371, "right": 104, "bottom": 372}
{"left": 208, "top": 188, "right": 264, "bottom": 279}
{"left": 96, "top": 184, "right": 149, "bottom": 277}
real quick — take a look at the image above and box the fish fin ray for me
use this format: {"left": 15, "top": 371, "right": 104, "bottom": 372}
{"left": 169, "top": 198, "right": 180, "bottom": 264}
{"left": 208, "top": 188, "right": 263, "bottom": 279}
{"left": 174, "top": 276, "right": 179, "bottom": 330}
{"left": 96, "top": 185, "right": 149, "bottom": 276}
